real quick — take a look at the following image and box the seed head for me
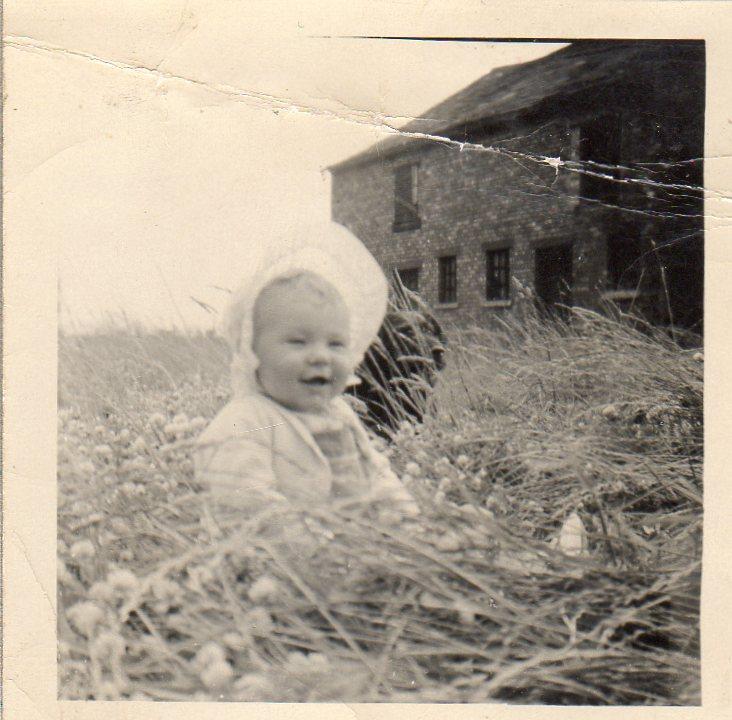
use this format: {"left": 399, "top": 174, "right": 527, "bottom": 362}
{"left": 248, "top": 576, "right": 281, "bottom": 604}
{"left": 70, "top": 539, "right": 96, "bottom": 560}
{"left": 66, "top": 601, "right": 105, "bottom": 638}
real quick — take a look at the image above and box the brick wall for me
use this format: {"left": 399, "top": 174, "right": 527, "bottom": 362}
{"left": 331, "top": 52, "right": 704, "bottom": 332}
{"left": 331, "top": 119, "right": 606, "bottom": 330}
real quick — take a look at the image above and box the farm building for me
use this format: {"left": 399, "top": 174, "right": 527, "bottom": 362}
{"left": 329, "top": 40, "right": 705, "bottom": 332}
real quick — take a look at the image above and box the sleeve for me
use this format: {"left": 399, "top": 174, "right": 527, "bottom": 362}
{"left": 193, "top": 417, "right": 288, "bottom": 524}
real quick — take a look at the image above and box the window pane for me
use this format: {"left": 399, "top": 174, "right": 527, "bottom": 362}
{"left": 486, "top": 248, "right": 510, "bottom": 300}
{"left": 397, "top": 267, "right": 420, "bottom": 293}
{"left": 394, "top": 164, "right": 420, "bottom": 230}
{"left": 438, "top": 255, "right": 457, "bottom": 304}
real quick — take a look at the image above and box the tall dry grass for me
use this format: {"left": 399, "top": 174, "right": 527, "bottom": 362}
{"left": 57, "top": 299, "right": 702, "bottom": 704}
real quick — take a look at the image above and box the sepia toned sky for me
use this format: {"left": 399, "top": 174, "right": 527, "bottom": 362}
{"left": 6, "top": 1, "right": 563, "bottom": 333}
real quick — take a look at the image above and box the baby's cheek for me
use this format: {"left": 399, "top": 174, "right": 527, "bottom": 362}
{"left": 340, "top": 354, "right": 357, "bottom": 380}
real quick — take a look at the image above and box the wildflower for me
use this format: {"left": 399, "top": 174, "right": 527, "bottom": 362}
{"left": 307, "top": 653, "right": 330, "bottom": 673}
{"left": 119, "top": 482, "right": 137, "bottom": 496}
{"left": 163, "top": 423, "right": 180, "bottom": 440}
{"left": 452, "top": 598, "right": 478, "bottom": 625}
{"left": 248, "top": 576, "right": 281, "bottom": 604}
{"left": 89, "top": 581, "right": 114, "bottom": 604}
{"left": 200, "top": 661, "right": 234, "bottom": 690}
{"left": 437, "top": 477, "right": 452, "bottom": 493}
{"left": 456, "top": 454, "right": 470, "bottom": 469}
{"left": 434, "top": 531, "right": 462, "bottom": 553}
{"left": 693, "top": 351, "right": 703, "bottom": 362}
{"left": 107, "top": 568, "right": 140, "bottom": 595}
{"left": 194, "top": 641, "right": 227, "bottom": 670}
{"left": 90, "top": 630, "right": 126, "bottom": 661}
{"left": 233, "top": 673, "right": 275, "bottom": 701}
{"left": 222, "top": 632, "right": 247, "bottom": 649}
{"left": 467, "top": 474, "right": 482, "bottom": 491}
{"left": 77, "top": 460, "right": 96, "bottom": 477}
{"left": 66, "top": 601, "right": 105, "bottom": 638}
{"left": 148, "top": 412, "right": 166, "bottom": 428}
{"left": 286, "top": 650, "right": 331, "bottom": 675}
{"left": 434, "top": 456, "right": 451, "bottom": 474}
{"left": 404, "top": 461, "right": 421, "bottom": 477}
{"left": 419, "top": 592, "right": 446, "bottom": 610}
{"left": 458, "top": 504, "right": 479, "bottom": 517}
{"left": 601, "top": 404, "right": 619, "bottom": 420}
{"left": 95, "top": 681, "right": 121, "bottom": 700}
{"left": 94, "top": 425, "right": 107, "bottom": 437}
{"left": 186, "top": 564, "right": 215, "bottom": 593}
{"left": 151, "top": 577, "right": 183, "bottom": 613}
{"left": 109, "top": 517, "right": 131, "bottom": 535}
{"left": 117, "top": 428, "right": 131, "bottom": 443}
{"left": 434, "top": 490, "right": 446, "bottom": 504}
{"left": 93, "top": 444, "right": 114, "bottom": 460}
{"left": 69, "top": 539, "right": 96, "bottom": 560}
{"left": 58, "top": 558, "right": 76, "bottom": 587}
{"left": 127, "top": 455, "right": 147, "bottom": 470}
{"left": 98, "top": 530, "right": 117, "bottom": 547}
{"left": 131, "top": 436, "right": 147, "bottom": 453}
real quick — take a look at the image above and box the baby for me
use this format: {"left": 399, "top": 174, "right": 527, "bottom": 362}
{"left": 194, "top": 266, "right": 419, "bottom": 531}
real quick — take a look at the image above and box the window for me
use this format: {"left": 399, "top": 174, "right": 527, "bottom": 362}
{"left": 578, "top": 113, "right": 622, "bottom": 203}
{"left": 438, "top": 255, "right": 457, "bottom": 304}
{"left": 393, "top": 163, "right": 420, "bottom": 231}
{"left": 486, "top": 247, "right": 511, "bottom": 301}
{"left": 396, "top": 266, "right": 420, "bottom": 293}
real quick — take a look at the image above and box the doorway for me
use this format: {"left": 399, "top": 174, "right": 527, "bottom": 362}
{"left": 535, "top": 243, "right": 573, "bottom": 311}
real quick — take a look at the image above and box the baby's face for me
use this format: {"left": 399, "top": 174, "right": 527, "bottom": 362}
{"left": 252, "top": 282, "right": 353, "bottom": 414}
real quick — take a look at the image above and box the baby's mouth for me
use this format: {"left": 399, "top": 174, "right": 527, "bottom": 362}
{"left": 301, "top": 375, "right": 331, "bottom": 387}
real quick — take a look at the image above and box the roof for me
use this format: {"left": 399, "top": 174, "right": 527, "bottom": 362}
{"left": 328, "top": 40, "right": 701, "bottom": 172}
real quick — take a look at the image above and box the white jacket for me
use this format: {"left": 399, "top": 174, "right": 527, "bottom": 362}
{"left": 194, "top": 393, "right": 416, "bottom": 525}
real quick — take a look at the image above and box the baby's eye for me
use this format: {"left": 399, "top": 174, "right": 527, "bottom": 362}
{"left": 329, "top": 340, "right": 346, "bottom": 349}
{"left": 287, "top": 338, "right": 306, "bottom": 346}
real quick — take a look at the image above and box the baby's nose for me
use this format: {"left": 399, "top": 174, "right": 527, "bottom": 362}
{"left": 306, "top": 344, "right": 330, "bottom": 364}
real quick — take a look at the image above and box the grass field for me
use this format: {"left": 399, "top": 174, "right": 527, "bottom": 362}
{"left": 57, "top": 301, "right": 702, "bottom": 703}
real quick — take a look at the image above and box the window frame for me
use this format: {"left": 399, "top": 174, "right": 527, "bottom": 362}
{"left": 437, "top": 254, "right": 458, "bottom": 305}
{"left": 395, "top": 265, "right": 421, "bottom": 294}
{"left": 393, "top": 162, "right": 421, "bottom": 232}
{"left": 485, "top": 246, "right": 511, "bottom": 302}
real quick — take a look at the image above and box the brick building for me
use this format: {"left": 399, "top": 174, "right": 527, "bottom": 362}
{"left": 329, "top": 41, "right": 704, "bottom": 332}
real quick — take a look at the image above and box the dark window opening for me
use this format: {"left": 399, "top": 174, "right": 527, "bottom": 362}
{"left": 396, "top": 267, "right": 420, "bottom": 293}
{"left": 607, "top": 232, "right": 644, "bottom": 289}
{"left": 393, "top": 164, "right": 421, "bottom": 232}
{"left": 535, "top": 244, "right": 573, "bottom": 313}
{"left": 486, "top": 247, "right": 511, "bottom": 301}
{"left": 578, "top": 113, "right": 622, "bottom": 204}
{"left": 438, "top": 255, "right": 457, "bottom": 304}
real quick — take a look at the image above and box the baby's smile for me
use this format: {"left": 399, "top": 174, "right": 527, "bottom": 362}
{"left": 301, "top": 375, "right": 331, "bottom": 385}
